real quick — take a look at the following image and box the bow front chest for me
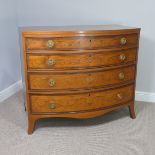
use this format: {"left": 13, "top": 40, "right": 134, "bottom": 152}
{"left": 20, "top": 25, "right": 140, "bottom": 134}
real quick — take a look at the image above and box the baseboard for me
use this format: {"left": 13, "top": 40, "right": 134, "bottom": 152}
{"left": 135, "top": 91, "right": 155, "bottom": 103}
{"left": 0, "top": 80, "right": 23, "bottom": 102}
{"left": 0, "top": 80, "right": 155, "bottom": 103}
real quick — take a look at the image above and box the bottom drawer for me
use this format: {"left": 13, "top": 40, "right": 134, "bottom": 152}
{"left": 30, "top": 85, "right": 134, "bottom": 113}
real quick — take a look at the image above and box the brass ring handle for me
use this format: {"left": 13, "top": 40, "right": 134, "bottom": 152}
{"left": 47, "top": 40, "right": 54, "bottom": 48}
{"left": 118, "top": 72, "right": 125, "bottom": 80}
{"left": 48, "top": 79, "right": 56, "bottom": 87}
{"left": 117, "top": 93, "right": 123, "bottom": 100}
{"left": 119, "top": 54, "right": 126, "bottom": 61}
{"left": 48, "top": 103, "right": 56, "bottom": 109}
{"left": 120, "top": 37, "right": 127, "bottom": 45}
{"left": 47, "top": 59, "right": 56, "bottom": 66}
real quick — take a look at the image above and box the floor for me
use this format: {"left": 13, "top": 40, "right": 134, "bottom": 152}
{"left": 0, "top": 91, "right": 155, "bottom": 155}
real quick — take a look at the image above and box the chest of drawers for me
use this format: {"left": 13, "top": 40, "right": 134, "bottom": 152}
{"left": 20, "top": 25, "right": 140, "bottom": 134}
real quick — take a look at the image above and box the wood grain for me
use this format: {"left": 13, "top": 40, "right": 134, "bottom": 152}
{"left": 27, "top": 48, "right": 137, "bottom": 70}
{"left": 30, "top": 84, "right": 134, "bottom": 113}
{"left": 29, "top": 65, "right": 135, "bottom": 90}
{"left": 21, "top": 25, "right": 140, "bottom": 37}
{"left": 26, "top": 34, "right": 138, "bottom": 50}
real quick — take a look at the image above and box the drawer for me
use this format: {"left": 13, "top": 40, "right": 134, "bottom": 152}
{"left": 26, "top": 34, "right": 138, "bottom": 50}
{"left": 30, "top": 84, "right": 134, "bottom": 113}
{"left": 27, "top": 48, "right": 137, "bottom": 70}
{"left": 29, "top": 66, "right": 135, "bottom": 90}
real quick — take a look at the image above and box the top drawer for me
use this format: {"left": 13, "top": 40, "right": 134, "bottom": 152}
{"left": 26, "top": 34, "right": 138, "bottom": 50}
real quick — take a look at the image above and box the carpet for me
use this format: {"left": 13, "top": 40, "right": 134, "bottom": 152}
{"left": 0, "top": 91, "right": 155, "bottom": 155}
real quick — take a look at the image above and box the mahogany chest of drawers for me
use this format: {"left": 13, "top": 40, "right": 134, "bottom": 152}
{"left": 20, "top": 25, "right": 140, "bottom": 134}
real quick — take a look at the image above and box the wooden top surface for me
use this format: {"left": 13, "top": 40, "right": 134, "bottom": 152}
{"left": 20, "top": 25, "right": 140, "bottom": 32}
{"left": 20, "top": 25, "right": 140, "bottom": 36}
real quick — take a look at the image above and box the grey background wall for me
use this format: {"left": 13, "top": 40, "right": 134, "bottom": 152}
{"left": 1, "top": 0, "right": 155, "bottom": 93}
{"left": 0, "top": 0, "right": 21, "bottom": 91}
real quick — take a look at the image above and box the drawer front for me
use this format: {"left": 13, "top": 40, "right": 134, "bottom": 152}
{"left": 30, "top": 85, "right": 134, "bottom": 113}
{"left": 29, "top": 66, "right": 135, "bottom": 90}
{"left": 26, "top": 34, "right": 138, "bottom": 50}
{"left": 27, "top": 48, "right": 137, "bottom": 70}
